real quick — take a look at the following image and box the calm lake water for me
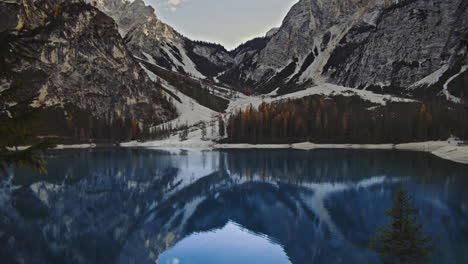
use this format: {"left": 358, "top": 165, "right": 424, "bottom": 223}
{"left": 1, "top": 148, "right": 467, "bottom": 264}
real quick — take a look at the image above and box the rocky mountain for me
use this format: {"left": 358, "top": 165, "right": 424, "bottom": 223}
{"left": 89, "top": 0, "right": 466, "bottom": 101}
{"left": 323, "top": 0, "right": 468, "bottom": 98}
{"left": 87, "top": 0, "right": 233, "bottom": 79}
{"left": 220, "top": 0, "right": 468, "bottom": 99}
{"left": 220, "top": 0, "right": 373, "bottom": 93}
{"left": 1, "top": 0, "right": 465, "bottom": 144}
{"left": 0, "top": 0, "right": 176, "bottom": 140}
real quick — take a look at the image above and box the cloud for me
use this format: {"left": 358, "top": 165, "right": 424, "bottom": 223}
{"left": 172, "top": 258, "right": 180, "bottom": 264}
{"left": 168, "top": 0, "right": 182, "bottom": 5}
{"left": 165, "top": 0, "right": 186, "bottom": 12}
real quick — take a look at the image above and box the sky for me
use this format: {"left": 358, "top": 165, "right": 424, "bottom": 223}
{"left": 145, "top": 0, "right": 298, "bottom": 50}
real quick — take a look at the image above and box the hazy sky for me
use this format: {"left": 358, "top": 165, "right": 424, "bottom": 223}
{"left": 145, "top": 0, "right": 298, "bottom": 50}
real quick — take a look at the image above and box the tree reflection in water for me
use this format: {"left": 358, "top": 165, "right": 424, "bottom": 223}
{"left": 0, "top": 148, "right": 467, "bottom": 264}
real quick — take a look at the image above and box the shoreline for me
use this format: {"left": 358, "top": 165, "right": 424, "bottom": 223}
{"left": 216, "top": 142, "right": 468, "bottom": 164}
{"left": 54, "top": 143, "right": 98, "bottom": 149}
{"left": 40, "top": 141, "right": 468, "bottom": 165}
{"left": 119, "top": 140, "right": 468, "bottom": 165}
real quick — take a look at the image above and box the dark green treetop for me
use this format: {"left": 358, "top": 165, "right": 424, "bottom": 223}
{"left": 369, "top": 188, "right": 434, "bottom": 264}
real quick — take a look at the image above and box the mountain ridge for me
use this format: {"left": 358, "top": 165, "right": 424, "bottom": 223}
{"left": 92, "top": 0, "right": 466, "bottom": 101}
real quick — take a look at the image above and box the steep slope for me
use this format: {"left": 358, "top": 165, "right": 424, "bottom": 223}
{"left": 88, "top": 0, "right": 233, "bottom": 79}
{"left": 323, "top": 0, "right": 468, "bottom": 98}
{"left": 1, "top": 0, "right": 176, "bottom": 141}
{"left": 218, "top": 36, "right": 271, "bottom": 91}
{"left": 221, "top": 0, "right": 467, "bottom": 100}
{"left": 220, "top": 0, "right": 373, "bottom": 94}
{"left": 84, "top": 0, "right": 466, "bottom": 101}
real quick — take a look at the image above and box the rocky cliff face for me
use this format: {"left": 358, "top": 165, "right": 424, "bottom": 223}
{"left": 323, "top": 0, "right": 468, "bottom": 98}
{"left": 221, "top": 0, "right": 467, "bottom": 99}
{"left": 1, "top": 0, "right": 175, "bottom": 127}
{"left": 11, "top": 0, "right": 465, "bottom": 106}
{"left": 88, "top": 0, "right": 233, "bottom": 79}
{"left": 220, "top": 0, "right": 377, "bottom": 93}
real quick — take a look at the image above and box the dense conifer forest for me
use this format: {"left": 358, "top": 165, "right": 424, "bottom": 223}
{"left": 225, "top": 95, "right": 468, "bottom": 144}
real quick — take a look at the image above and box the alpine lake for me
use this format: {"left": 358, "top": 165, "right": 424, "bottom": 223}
{"left": 1, "top": 148, "right": 467, "bottom": 264}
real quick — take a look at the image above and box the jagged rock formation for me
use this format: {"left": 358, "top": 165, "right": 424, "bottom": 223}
{"left": 0, "top": 0, "right": 175, "bottom": 128}
{"left": 220, "top": 0, "right": 373, "bottom": 93}
{"left": 220, "top": 0, "right": 467, "bottom": 98}
{"left": 89, "top": 0, "right": 466, "bottom": 100}
{"left": 2, "top": 0, "right": 465, "bottom": 138}
{"left": 323, "top": 0, "right": 468, "bottom": 98}
{"left": 87, "top": 0, "right": 233, "bottom": 79}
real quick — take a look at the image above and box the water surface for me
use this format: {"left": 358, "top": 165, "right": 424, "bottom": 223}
{"left": 1, "top": 148, "right": 467, "bottom": 264}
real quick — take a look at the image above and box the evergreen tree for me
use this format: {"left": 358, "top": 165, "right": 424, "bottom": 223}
{"left": 179, "top": 124, "right": 189, "bottom": 141}
{"left": 211, "top": 115, "right": 217, "bottom": 137}
{"left": 369, "top": 188, "right": 434, "bottom": 264}
{"left": 201, "top": 122, "right": 207, "bottom": 140}
{"left": 218, "top": 114, "right": 225, "bottom": 138}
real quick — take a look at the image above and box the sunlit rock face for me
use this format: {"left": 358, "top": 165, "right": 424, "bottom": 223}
{"left": 92, "top": 0, "right": 157, "bottom": 37}
{"left": 0, "top": 0, "right": 175, "bottom": 124}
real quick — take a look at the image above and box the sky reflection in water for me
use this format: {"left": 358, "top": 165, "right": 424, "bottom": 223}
{"left": 157, "top": 221, "right": 291, "bottom": 264}
{"left": 1, "top": 148, "right": 467, "bottom": 264}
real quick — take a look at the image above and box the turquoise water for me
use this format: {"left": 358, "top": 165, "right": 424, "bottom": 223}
{"left": 1, "top": 148, "right": 467, "bottom": 264}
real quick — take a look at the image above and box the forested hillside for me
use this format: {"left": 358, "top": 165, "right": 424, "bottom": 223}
{"left": 226, "top": 96, "right": 468, "bottom": 144}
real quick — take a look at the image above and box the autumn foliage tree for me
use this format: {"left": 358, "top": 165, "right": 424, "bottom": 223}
{"left": 225, "top": 95, "right": 468, "bottom": 144}
{"left": 53, "top": 4, "right": 61, "bottom": 19}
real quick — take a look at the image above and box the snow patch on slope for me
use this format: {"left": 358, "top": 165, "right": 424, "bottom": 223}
{"left": 409, "top": 65, "right": 449, "bottom": 89}
{"left": 140, "top": 63, "right": 215, "bottom": 128}
{"left": 161, "top": 42, "right": 206, "bottom": 79}
{"left": 227, "top": 83, "right": 416, "bottom": 114}
{"left": 442, "top": 65, "right": 467, "bottom": 103}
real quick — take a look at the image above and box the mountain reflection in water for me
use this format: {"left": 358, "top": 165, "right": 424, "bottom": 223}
{"left": 0, "top": 148, "right": 467, "bottom": 264}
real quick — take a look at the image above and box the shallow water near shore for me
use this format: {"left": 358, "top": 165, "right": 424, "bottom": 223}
{"left": 1, "top": 148, "right": 467, "bottom": 264}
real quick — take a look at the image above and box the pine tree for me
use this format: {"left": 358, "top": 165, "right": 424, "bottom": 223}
{"left": 369, "top": 188, "right": 434, "bottom": 264}
{"left": 218, "top": 114, "right": 225, "bottom": 138}
{"left": 201, "top": 122, "right": 207, "bottom": 140}
{"left": 179, "top": 124, "right": 189, "bottom": 141}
